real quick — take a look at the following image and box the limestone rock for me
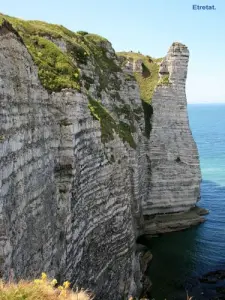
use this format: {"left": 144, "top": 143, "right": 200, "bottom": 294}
{"left": 0, "top": 21, "right": 145, "bottom": 299}
{"left": 142, "top": 42, "right": 202, "bottom": 217}
{"left": 0, "top": 16, "right": 203, "bottom": 300}
{"left": 122, "top": 58, "right": 143, "bottom": 74}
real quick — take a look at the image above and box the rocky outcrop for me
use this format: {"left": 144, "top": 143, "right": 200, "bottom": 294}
{"left": 143, "top": 43, "right": 201, "bottom": 217}
{"left": 0, "top": 19, "right": 147, "bottom": 299}
{"left": 122, "top": 58, "right": 143, "bottom": 73}
{"left": 144, "top": 206, "right": 208, "bottom": 235}
{"left": 0, "top": 16, "right": 203, "bottom": 300}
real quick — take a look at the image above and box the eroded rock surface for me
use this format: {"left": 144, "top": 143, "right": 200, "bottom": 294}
{"left": 0, "top": 17, "right": 202, "bottom": 300}
{"left": 0, "top": 21, "right": 146, "bottom": 299}
{"left": 143, "top": 42, "right": 201, "bottom": 216}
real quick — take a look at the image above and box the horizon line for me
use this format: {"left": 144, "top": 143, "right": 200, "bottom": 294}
{"left": 187, "top": 102, "right": 225, "bottom": 105}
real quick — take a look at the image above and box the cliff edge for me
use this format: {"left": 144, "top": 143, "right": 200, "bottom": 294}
{"left": 0, "top": 15, "right": 206, "bottom": 299}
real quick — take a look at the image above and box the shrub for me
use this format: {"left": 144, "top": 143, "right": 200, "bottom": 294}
{"left": 0, "top": 272, "right": 91, "bottom": 300}
{"left": 77, "top": 31, "right": 89, "bottom": 36}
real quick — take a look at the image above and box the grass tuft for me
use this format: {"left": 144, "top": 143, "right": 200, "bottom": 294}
{"left": 117, "top": 52, "right": 163, "bottom": 103}
{"left": 0, "top": 272, "right": 91, "bottom": 300}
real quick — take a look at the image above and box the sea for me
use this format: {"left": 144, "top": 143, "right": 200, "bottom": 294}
{"left": 147, "top": 104, "right": 225, "bottom": 300}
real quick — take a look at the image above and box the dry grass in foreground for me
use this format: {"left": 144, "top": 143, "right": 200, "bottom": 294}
{"left": 0, "top": 272, "right": 193, "bottom": 300}
{"left": 0, "top": 272, "right": 91, "bottom": 300}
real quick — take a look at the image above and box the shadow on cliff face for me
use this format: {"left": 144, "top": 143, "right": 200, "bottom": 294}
{"left": 141, "top": 101, "right": 153, "bottom": 139}
{"left": 140, "top": 180, "right": 225, "bottom": 300}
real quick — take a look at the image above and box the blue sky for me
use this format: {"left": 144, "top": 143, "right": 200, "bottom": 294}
{"left": 1, "top": 0, "right": 224, "bottom": 103}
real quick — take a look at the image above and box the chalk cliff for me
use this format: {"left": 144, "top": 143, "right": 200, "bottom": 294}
{"left": 145, "top": 43, "right": 201, "bottom": 215}
{"left": 0, "top": 15, "right": 205, "bottom": 299}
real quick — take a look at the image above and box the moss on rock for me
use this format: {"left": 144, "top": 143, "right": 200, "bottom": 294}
{"left": 83, "top": 34, "right": 121, "bottom": 92}
{"left": 157, "top": 74, "right": 171, "bottom": 86}
{"left": 88, "top": 97, "right": 117, "bottom": 143}
{"left": 117, "top": 52, "right": 163, "bottom": 103}
{"left": 66, "top": 41, "right": 89, "bottom": 65}
{"left": 88, "top": 97, "right": 136, "bottom": 149}
{"left": 114, "top": 104, "right": 133, "bottom": 121}
{"left": 117, "top": 121, "right": 136, "bottom": 149}
{"left": 25, "top": 35, "right": 80, "bottom": 91}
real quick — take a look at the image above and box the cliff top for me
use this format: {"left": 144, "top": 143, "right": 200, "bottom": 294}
{"left": 117, "top": 51, "right": 165, "bottom": 103}
{"left": 0, "top": 13, "right": 177, "bottom": 102}
{"left": 0, "top": 13, "right": 120, "bottom": 92}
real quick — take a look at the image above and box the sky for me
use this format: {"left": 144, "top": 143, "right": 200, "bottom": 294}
{"left": 1, "top": 0, "right": 224, "bottom": 103}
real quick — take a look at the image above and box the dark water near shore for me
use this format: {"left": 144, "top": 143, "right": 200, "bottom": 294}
{"left": 148, "top": 104, "right": 225, "bottom": 300}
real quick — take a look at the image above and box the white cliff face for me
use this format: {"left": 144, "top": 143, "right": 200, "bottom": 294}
{"left": 0, "top": 19, "right": 202, "bottom": 300}
{"left": 143, "top": 43, "right": 201, "bottom": 216}
{"left": 0, "top": 24, "right": 148, "bottom": 299}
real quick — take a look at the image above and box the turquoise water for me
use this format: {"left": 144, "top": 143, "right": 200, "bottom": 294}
{"left": 148, "top": 104, "right": 225, "bottom": 300}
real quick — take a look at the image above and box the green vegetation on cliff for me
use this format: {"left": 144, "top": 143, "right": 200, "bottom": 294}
{"left": 0, "top": 15, "right": 84, "bottom": 91}
{"left": 88, "top": 97, "right": 136, "bottom": 148}
{"left": 157, "top": 74, "right": 171, "bottom": 86}
{"left": 82, "top": 34, "right": 121, "bottom": 93}
{"left": 0, "top": 13, "right": 154, "bottom": 145}
{"left": 117, "top": 52, "right": 163, "bottom": 103}
{"left": 0, "top": 14, "right": 120, "bottom": 92}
